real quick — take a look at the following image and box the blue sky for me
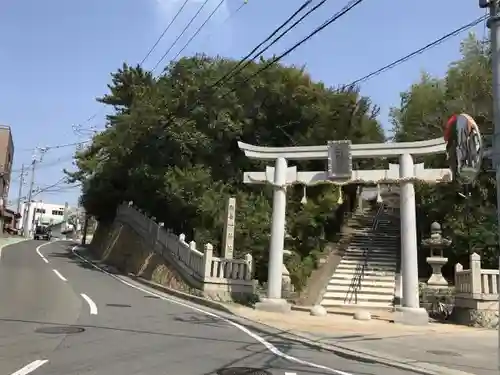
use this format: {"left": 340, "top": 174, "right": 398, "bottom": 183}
{"left": 0, "top": 0, "right": 485, "bottom": 208}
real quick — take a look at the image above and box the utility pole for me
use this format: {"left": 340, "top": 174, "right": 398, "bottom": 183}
{"left": 23, "top": 148, "right": 47, "bottom": 237}
{"left": 479, "top": 0, "right": 500, "bottom": 369}
{"left": 16, "top": 164, "right": 25, "bottom": 216}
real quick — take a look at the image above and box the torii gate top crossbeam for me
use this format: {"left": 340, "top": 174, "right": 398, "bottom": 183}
{"left": 237, "top": 137, "right": 447, "bottom": 160}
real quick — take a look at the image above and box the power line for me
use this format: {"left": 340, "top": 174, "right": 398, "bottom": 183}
{"left": 71, "top": 0, "right": 248, "bottom": 138}
{"left": 200, "top": 0, "right": 247, "bottom": 45}
{"left": 210, "top": 0, "right": 314, "bottom": 88}
{"left": 221, "top": 0, "right": 367, "bottom": 96}
{"left": 218, "top": 0, "right": 330, "bottom": 85}
{"left": 140, "top": 0, "right": 191, "bottom": 66}
{"left": 345, "top": 15, "right": 488, "bottom": 88}
{"left": 152, "top": 0, "right": 212, "bottom": 72}
{"left": 171, "top": 0, "right": 228, "bottom": 61}
{"left": 17, "top": 140, "right": 90, "bottom": 154}
{"left": 150, "top": 0, "right": 367, "bottom": 135}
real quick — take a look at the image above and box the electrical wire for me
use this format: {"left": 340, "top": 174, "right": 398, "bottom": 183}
{"left": 152, "top": 0, "right": 212, "bottom": 72}
{"left": 140, "top": 0, "right": 191, "bottom": 66}
{"left": 218, "top": 0, "right": 366, "bottom": 98}
{"left": 200, "top": 0, "right": 247, "bottom": 45}
{"left": 210, "top": 0, "right": 314, "bottom": 88}
{"left": 70, "top": 0, "right": 247, "bottom": 138}
{"left": 171, "top": 0, "right": 227, "bottom": 61}
{"left": 345, "top": 15, "right": 488, "bottom": 88}
{"left": 17, "top": 140, "right": 90, "bottom": 153}
{"left": 147, "top": 0, "right": 367, "bottom": 136}
{"left": 221, "top": 0, "right": 333, "bottom": 85}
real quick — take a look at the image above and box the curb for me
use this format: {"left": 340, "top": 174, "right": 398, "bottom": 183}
{"left": 128, "top": 276, "right": 474, "bottom": 375}
{"left": 127, "top": 275, "right": 235, "bottom": 315}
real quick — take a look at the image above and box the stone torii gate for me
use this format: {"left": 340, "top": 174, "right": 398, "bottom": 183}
{"left": 238, "top": 137, "right": 452, "bottom": 325}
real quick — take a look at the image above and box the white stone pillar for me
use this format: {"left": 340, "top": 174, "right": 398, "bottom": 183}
{"left": 395, "top": 153, "right": 428, "bottom": 325}
{"left": 255, "top": 157, "right": 291, "bottom": 313}
{"left": 267, "top": 157, "right": 287, "bottom": 299}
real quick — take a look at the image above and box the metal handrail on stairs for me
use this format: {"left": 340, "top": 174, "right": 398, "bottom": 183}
{"left": 343, "top": 203, "right": 386, "bottom": 304}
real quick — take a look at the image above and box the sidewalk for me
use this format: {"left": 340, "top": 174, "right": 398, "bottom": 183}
{"left": 227, "top": 305, "right": 497, "bottom": 375}
{"left": 0, "top": 236, "right": 28, "bottom": 249}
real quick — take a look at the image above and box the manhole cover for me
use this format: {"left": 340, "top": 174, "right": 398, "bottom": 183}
{"left": 106, "top": 303, "right": 132, "bottom": 307}
{"left": 35, "top": 326, "right": 85, "bottom": 334}
{"left": 217, "top": 368, "right": 271, "bottom": 375}
{"left": 427, "top": 350, "right": 459, "bottom": 356}
{"left": 144, "top": 295, "right": 160, "bottom": 299}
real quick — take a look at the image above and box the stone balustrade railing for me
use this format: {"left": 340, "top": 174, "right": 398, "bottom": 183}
{"left": 455, "top": 252, "right": 499, "bottom": 299}
{"left": 116, "top": 202, "right": 256, "bottom": 299}
{"left": 453, "top": 252, "right": 499, "bottom": 328}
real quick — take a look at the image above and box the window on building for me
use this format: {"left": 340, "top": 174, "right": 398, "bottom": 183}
{"left": 51, "top": 210, "right": 64, "bottom": 216}
{"left": 35, "top": 208, "right": 46, "bottom": 214}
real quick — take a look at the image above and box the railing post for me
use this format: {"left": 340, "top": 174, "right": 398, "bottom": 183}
{"left": 157, "top": 222, "right": 164, "bottom": 254}
{"left": 244, "top": 253, "right": 253, "bottom": 280}
{"left": 203, "top": 243, "right": 213, "bottom": 280}
{"left": 188, "top": 240, "right": 195, "bottom": 268}
{"left": 178, "top": 234, "right": 186, "bottom": 261}
{"left": 455, "top": 263, "right": 463, "bottom": 291}
{"left": 470, "top": 252, "right": 482, "bottom": 296}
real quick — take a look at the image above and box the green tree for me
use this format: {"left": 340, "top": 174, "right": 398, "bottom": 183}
{"left": 68, "top": 55, "right": 385, "bottom": 288}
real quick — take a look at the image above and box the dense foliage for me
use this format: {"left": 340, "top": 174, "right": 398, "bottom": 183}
{"left": 390, "top": 34, "right": 498, "bottom": 271}
{"left": 68, "top": 55, "right": 385, "bottom": 288}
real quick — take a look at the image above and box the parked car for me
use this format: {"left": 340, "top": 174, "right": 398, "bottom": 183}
{"left": 34, "top": 225, "right": 52, "bottom": 241}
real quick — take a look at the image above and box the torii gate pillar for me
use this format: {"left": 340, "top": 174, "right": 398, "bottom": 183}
{"left": 395, "top": 153, "right": 428, "bottom": 325}
{"left": 255, "top": 157, "right": 292, "bottom": 312}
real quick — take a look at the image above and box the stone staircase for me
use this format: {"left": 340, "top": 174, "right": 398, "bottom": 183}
{"left": 320, "top": 198, "right": 400, "bottom": 309}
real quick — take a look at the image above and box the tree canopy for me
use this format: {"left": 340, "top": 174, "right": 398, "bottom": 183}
{"left": 68, "top": 55, "right": 385, "bottom": 288}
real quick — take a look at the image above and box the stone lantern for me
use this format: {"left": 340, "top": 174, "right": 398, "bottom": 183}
{"left": 422, "top": 222, "right": 452, "bottom": 288}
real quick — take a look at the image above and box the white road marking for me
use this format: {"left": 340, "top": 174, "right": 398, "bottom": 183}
{"left": 285, "top": 373, "right": 297, "bottom": 375}
{"left": 10, "top": 359, "right": 49, "bottom": 375}
{"left": 71, "top": 246, "right": 352, "bottom": 375}
{"left": 80, "top": 293, "right": 98, "bottom": 315}
{"left": 35, "top": 242, "right": 52, "bottom": 263}
{"left": 52, "top": 269, "right": 67, "bottom": 282}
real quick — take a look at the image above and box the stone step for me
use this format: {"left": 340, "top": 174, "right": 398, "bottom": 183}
{"left": 330, "top": 273, "right": 395, "bottom": 281}
{"left": 338, "top": 259, "right": 397, "bottom": 267}
{"left": 340, "top": 259, "right": 396, "bottom": 266}
{"left": 326, "top": 284, "right": 394, "bottom": 294}
{"left": 328, "top": 278, "right": 395, "bottom": 288}
{"left": 349, "top": 237, "right": 400, "bottom": 246}
{"left": 343, "top": 255, "right": 397, "bottom": 262}
{"left": 347, "top": 248, "right": 397, "bottom": 253}
{"left": 337, "top": 264, "right": 397, "bottom": 272}
{"left": 334, "top": 270, "right": 396, "bottom": 278}
{"left": 346, "top": 251, "right": 397, "bottom": 258}
{"left": 322, "top": 291, "right": 394, "bottom": 302}
{"left": 320, "top": 300, "right": 394, "bottom": 309}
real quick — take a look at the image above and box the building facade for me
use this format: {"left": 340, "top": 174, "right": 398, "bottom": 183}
{"left": 19, "top": 201, "right": 72, "bottom": 234}
{"left": 0, "top": 126, "right": 14, "bottom": 232}
{"left": 0, "top": 126, "right": 13, "bottom": 200}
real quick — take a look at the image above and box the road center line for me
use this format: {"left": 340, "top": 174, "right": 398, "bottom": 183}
{"left": 10, "top": 359, "right": 49, "bottom": 375}
{"left": 71, "top": 246, "right": 352, "bottom": 375}
{"left": 80, "top": 293, "right": 98, "bottom": 315}
{"left": 52, "top": 269, "right": 67, "bottom": 282}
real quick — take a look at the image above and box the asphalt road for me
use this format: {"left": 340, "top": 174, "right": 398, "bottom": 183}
{"left": 0, "top": 240, "right": 417, "bottom": 375}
